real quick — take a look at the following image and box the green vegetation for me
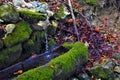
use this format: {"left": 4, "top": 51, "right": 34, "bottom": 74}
{"left": 90, "top": 59, "right": 115, "bottom": 79}
{"left": 90, "top": 66, "right": 109, "bottom": 79}
{"left": 22, "top": 31, "right": 45, "bottom": 59}
{"left": 54, "top": 4, "right": 67, "bottom": 20}
{"left": 48, "top": 39, "right": 56, "bottom": 47}
{"left": 0, "top": 45, "right": 21, "bottom": 69}
{"left": 18, "top": 10, "right": 46, "bottom": 21}
{"left": 62, "top": 42, "right": 74, "bottom": 49}
{"left": 31, "top": 31, "right": 45, "bottom": 53}
{"left": 4, "top": 21, "right": 32, "bottom": 47}
{"left": 15, "top": 42, "right": 88, "bottom": 80}
{"left": 85, "top": 0, "right": 98, "bottom": 6}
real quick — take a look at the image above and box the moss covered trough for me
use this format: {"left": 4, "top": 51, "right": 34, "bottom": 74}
{"left": 14, "top": 42, "right": 88, "bottom": 80}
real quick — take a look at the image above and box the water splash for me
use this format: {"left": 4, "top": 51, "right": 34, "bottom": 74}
{"left": 68, "top": 0, "right": 80, "bottom": 41}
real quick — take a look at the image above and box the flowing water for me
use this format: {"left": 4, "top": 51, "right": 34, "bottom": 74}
{"left": 45, "top": 30, "right": 49, "bottom": 52}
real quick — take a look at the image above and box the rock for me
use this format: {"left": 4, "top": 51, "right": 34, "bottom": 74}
{"left": 37, "top": 18, "right": 50, "bottom": 30}
{"left": 13, "top": 0, "right": 26, "bottom": 7}
{"left": 54, "top": 4, "right": 69, "bottom": 20}
{"left": 13, "top": 0, "right": 33, "bottom": 8}
{"left": 31, "top": 1, "right": 48, "bottom": 13}
{"left": 5, "top": 24, "right": 15, "bottom": 37}
{"left": 0, "top": 4, "right": 19, "bottom": 23}
{"left": 90, "top": 59, "right": 116, "bottom": 79}
{"left": 112, "top": 53, "right": 120, "bottom": 60}
{"left": 114, "top": 66, "right": 120, "bottom": 73}
{"left": 0, "top": 44, "right": 22, "bottom": 70}
{"left": 46, "top": 10, "right": 54, "bottom": 17}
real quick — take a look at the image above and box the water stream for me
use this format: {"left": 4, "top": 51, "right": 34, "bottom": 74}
{"left": 45, "top": 30, "right": 49, "bottom": 52}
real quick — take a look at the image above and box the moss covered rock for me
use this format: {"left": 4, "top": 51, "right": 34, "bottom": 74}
{"left": 4, "top": 21, "right": 32, "bottom": 47}
{"left": 54, "top": 4, "right": 68, "bottom": 20}
{"left": 0, "top": 44, "right": 22, "bottom": 70}
{"left": 18, "top": 10, "right": 46, "bottom": 22}
{"left": 31, "top": 31, "right": 45, "bottom": 53}
{"left": 0, "top": 4, "right": 19, "bottom": 23}
{"left": 14, "top": 42, "right": 88, "bottom": 80}
{"left": 90, "top": 59, "right": 116, "bottom": 79}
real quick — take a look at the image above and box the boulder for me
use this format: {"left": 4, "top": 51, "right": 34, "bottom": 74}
{"left": 0, "top": 4, "right": 19, "bottom": 23}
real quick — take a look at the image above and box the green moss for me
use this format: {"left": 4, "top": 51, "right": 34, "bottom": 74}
{"left": 62, "top": 42, "right": 74, "bottom": 49}
{"left": 31, "top": 31, "right": 45, "bottom": 53}
{"left": 21, "top": 39, "right": 35, "bottom": 59}
{"left": 90, "top": 66, "right": 109, "bottom": 79}
{"left": 85, "top": 0, "right": 98, "bottom": 6}
{"left": 0, "top": 45, "right": 21, "bottom": 69}
{"left": 54, "top": 4, "right": 67, "bottom": 20}
{"left": 90, "top": 59, "right": 115, "bottom": 79}
{"left": 17, "top": 10, "right": 46, "bottom": 21}
{"left": 4, "top": 21, "right": 32, "bottom": 47}
{"left": 14, "top": 42, "right": 88, "bottom": 80}
{"left": 22, "top": 31, "right": 45, "bottom": 58}
{"left": 48, "top": 39, "right": 56, "bottom": 47}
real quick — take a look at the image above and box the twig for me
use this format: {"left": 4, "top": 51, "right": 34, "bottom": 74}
{"left": 68, "top": 0, "right": 79, "bottom": 41}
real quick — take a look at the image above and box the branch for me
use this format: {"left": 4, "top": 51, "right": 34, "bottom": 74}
{"left": 68, "top": 0, "right": 79, "bottom": 41}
